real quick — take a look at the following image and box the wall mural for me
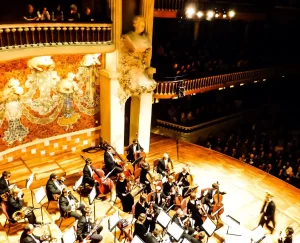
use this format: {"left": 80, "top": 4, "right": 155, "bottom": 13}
{"left": 0, "top": 54, "right": 101, "bottom": 150}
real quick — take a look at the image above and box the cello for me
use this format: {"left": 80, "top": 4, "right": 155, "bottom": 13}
{"left": 212, "top": 182, "right": 224, "bottom": 220}
{"left": 133, "top": 133, "right": 147, "bottom": 161}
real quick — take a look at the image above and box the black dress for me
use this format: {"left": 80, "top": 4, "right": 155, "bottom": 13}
{"left": 134, "top": 222, "right": 147, "bottom": 240}
{"left": 140, "top": 168, "right": 152, "bottom": 193}
{"left": 116, "top": 179, "right": 134, "bottom": 213}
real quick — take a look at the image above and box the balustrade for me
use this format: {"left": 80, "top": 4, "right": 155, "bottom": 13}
{"left": 0, "top": 23, "right": 112, "bottom": 50}
{"left": 153, "top": 66, "right": 296, "bottom": 98}
{"left": 154, "top": 0, "right": 186, "bottom": 11}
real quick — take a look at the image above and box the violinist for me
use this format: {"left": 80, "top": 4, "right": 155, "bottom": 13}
{"left": 177, "top": 167, "right": 190, "bottom": 197}
{"left": 116, "top": 173, "right": 134, "bottom": 213}
{"left": 144, "top": 227, "right": 161, "bottom": 243}
{"left": 163, "top": 176, "right": 176, "bottom": 206}
{"left": 140, "top": 162, "right": 152, "bottom": 193}
{"left": 46, "top": 173, "right": 65, "bottom": 201}
{"left": 187, "top": 193, "right": 203, "bottom": 228}
{"left": 135, "top": 194, "right": 148, "bottom": 219}
{"left": 157, "top": 153, "right": 171, "bottom": 177}
{"left": 104, "top": 146, "right": 123, "bottom": 177}
{"left": 82, "top": 158, "right": 102, "bottom": 199}
{"left": 59, "top": 188, "right": 85, "bottom": 219}
{"left": 126, "top": 139, "right": 144, "bottom": 162}
{"left": 20, "top": 224, "right": 48, "bottom": 243}
{"left": 151, "top": 186, "right": 167, "bottom": 209}
{"left": 133, "top": 213, "right": 147, "bottom": 241}
{"left": 172, "top": 209, "right": 195, "bottom": 237}
{"left": 278, "top": 227, "right": 294, "bottom": 243}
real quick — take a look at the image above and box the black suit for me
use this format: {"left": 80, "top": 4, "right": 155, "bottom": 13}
{"left": 0, "top": 176, "right": 9, "bottom": 195}
{"left": 126, "top": 143, "right": 143, "bottom": 162}
{"left": 187, "top": 200, "right": 203, "bottom": 228}
{"left": 173, "top": 216, "right": 195, "bottom": 236}
{"left": 144, "top": 233, "right": 159, "bottom": 243}
{"left": 7, "top": 195, "right": 35, "bottom": 224}
{"left": 104, "top": 151, "right": 123, "bottom": 176}
{"left": 157, "top": 159, "right": 168, "bottom": 176}
{"left": 45, "top": 179, "right": 61, "bottom": 201}
{"left": 20, "top": 233, "right": 41, "bottom": 243}
{"left": 151, "top": 192, "right": 167, "bottom": 207}
{"left": 259, "top": 200, "right": 276, "bottom": 233}
{"left": 278, "top": 235, "right": 293, "bottom": 243}
{"left": 133, "top": 222, "right": 147, "bottom": 241}
{"left": 83, "top": 164, "right": 101, "bottom": 186}
{"left": 77, "top": 216, "right": 103, "bottom": 242}
{"left": 59, "top": 194, "right": 84, "bottom": 219}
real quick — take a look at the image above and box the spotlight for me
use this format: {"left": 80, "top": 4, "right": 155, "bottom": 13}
{"left": 207, "top": 10, "right": 214, "bottom": 19}
{"left": 228, "top": 10, "right": 235, "bottom": 18}
{"left": 215, "top": 13, "right": 219, "bottom": 18}
{"left": 186, "top": 7, "right": 195, "bottom": 18}
{"left": 196, "top": 11, "right": 203, "bottom": 18}
{"left": 223, "top": 14, "right": 227, "bottom": 18}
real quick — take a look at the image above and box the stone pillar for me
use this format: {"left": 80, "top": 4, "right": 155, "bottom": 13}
{"left": 129, "top": 93, "right": 153, "bottom": 152}
{"left": 100, "top": 70, "right": 125, "bottom": 153}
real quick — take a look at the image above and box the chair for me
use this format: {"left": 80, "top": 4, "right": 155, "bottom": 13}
{"left": 153, "top": 159, "right": 160, "bottom": 173}
{"left": 46, "top": 189, "right": 59, "bottom": 210}
{"left": 57, "top": 201, "right": 75, "bottom": 229}
{"left": 1, "top": 201, "right": 21, "bottom": 234}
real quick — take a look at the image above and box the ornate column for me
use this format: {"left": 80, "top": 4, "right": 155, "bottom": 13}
{"left": 140, "top": 0, "right": 155, "bottom": 43}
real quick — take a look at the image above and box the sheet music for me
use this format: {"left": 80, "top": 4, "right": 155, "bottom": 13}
{"left": 63, "top": 226, "right": 76, "bottom": 243}
{"left": 167, "top": 222, "right": 184, "bottom": 241}
{"left": 131, "top": 235, "right": 145, "bottom": 243}
{"left": 35, "top": 187, "right": 46, "bottom": 204}
{"left": 108, "top": 211, "right": 119, "bottom": 231}
{"left": 156, "top": 210, "right": 171, "bottom": 228}
{"left": 202, "top": 217, "right": 217, "bottom": 236}
{"left": 74, "top": 176, "right": 83, "bottom": 191}
{"left": 26, "top": 173, "right": 34, "bottom": 189}
{"left": 88, "top": 186, "right": 96, "bottom": 205}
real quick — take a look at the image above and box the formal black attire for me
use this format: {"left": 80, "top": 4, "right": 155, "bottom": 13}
{"left": 201, "top": 188, "right": 218, "bottom": 212}
{"left": 77, "top": 216, "right": 103, "bottom": 243}
{"left": 116, "top": 179, "right": 134, "bottom": 213}
{"left": 177, "top": 172, "right": 190, "bottom": 197}
{"left": 7, "top": 195, "right": 35, "bottom": 224}
{"left": 59, "top": 194, "right": 84, "bottom": 219}
{"left": 81, "top": 13, "right": 95, "bottom": 22}
{"left": 135, "top": 202, "right": 155, "bottom": 232}
{"left": 67, "top": 12, "right": 80, "bottom": 21}
{"left": 157, "top": 159, "right": 168, "bottom": 176}
{"left": 259, "top": 200, "right": 276, "bottom": 233}
{"left": 127, "top": 143, "right": 144, "bottom": 162}
{"left": 20, "top": 232, "right": 42, "bottom": 243}
{"left": 162, "top": 182, "right": 175, "bottom": 206}
{"left": 104, "top": 151, "right": 123, "bottom": 176}
{"left": 45, "top": 179, "right": 61, "bottom": 201}
{"left": 187, "top": 200, "right": 203, "bottom": 228}
{"left": 278, "top": 235, "right": 293, "bottom": 243}
{"left": 151, "top": 192, "right": 167, "bottom": 208}
{"left": 139, "top": 168, "right": 152, "bottom": 193}
{"left": 133, "top": 222, "right": 147, "bottom": 241}
{"left": 144, "top": 233, "right": 159, "bottom": 243}
{"left": 0, "top": 176, "right": 9, "bottom": 195}
{"left": 173, "top": 215, "right": 195, "bottom": 236}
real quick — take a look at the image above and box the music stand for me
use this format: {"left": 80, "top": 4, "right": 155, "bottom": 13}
{"left": 62, "top": 225, "right": 76, "bottom": 243}
{"left": 88, "top": 186, "right": 97, "bottom": 221}
{"left": 180, "top": 238, "right": 191, "bottom": 243}
{"left": 225, "top": 215, "right": 242, "bottom": 237}
{"left": 251, "top": 226, "right": 265, "bottom": 243}
{"left": 73, "top": 176, "right": 83, "bottom": 203}
{"left": 167, "top": 221, "right": 184, "bottom": 241}
{"left": 201, "top": 216, "right": 217, "bottom": 237}
{"left": 131, "top": 235, "right": 145, "bottom": 243}
{"left": 25, "top": 173, "right": 34, "bottom": 207}
{"left": 108, "top": 211, "right": 120, "bottom": 243}
{"left": 34, "top": 187, "right": 46, "bottom": 221}
{"left": 156, "top": 210, "right": 171, "bottom": 229}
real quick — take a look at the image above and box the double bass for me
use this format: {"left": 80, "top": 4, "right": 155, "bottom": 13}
{"left": 134, "top": 134, "right": 147, "bottom": 161}
{"left": 212, "top": 182, "right": 224, "bottom": 219}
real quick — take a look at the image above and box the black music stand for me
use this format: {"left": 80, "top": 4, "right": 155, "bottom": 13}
{"left": 88, "top": 186, "right": 97, "bottom": 221}
{"left": 108, "top": 211, "right": 120, "bottom": 243}
{"left": 34, "top": 187, "right": 46, "bottom": 222}
{"left": 25, "top": 173, "right": 34, "bottom": 207}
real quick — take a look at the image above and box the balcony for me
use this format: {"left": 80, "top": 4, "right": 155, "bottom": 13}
{"left": 0, "top": 22, "right": 114, "bottom": 61}
{"left": 153, "top": 65, "right": 299, "bottom": 99}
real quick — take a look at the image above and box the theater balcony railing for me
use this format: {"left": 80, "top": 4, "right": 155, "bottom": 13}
{"left": 0, "top": 22, "right": 114, "bottom": 61}
{"left": 153, "top": 65, "right": 299, "bottom": 99}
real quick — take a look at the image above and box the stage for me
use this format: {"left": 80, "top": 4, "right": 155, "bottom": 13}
{"left": 0, "top": 134, "right": 299, "bottom": 243}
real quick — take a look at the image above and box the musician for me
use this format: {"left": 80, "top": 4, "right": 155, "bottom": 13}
{"left": 151, "top": 186, "right": 167, "bottom": 209}
{"left": 0, "top": 171, "right": 11, "bottom": 196}
{"left": 7, "top": 188, "right": 36, "bottom": 224}
{"left": 104, "top": 146, "right": 123, "bottom": 177}
{"left": 259, "top": 191, "right": 276, "bottom": 234}
{"left": 144, "top": 227, "right": 161, "bottom": 243}
{"left": 126, "top": 139, "right": 144, "bottom": 162}
{"left": 82, "top": 158, "right": 102, "bottom": 199}
{"left": 190, "top": 232, "right": 207, "bottom": 243}
{"left": 59, "top": 188, "right": 85, "bottom": 219}
{"left": 20, "top": 224, "right": 48, "bottom": 243}
{"left": 140, "top": 162, "right": 152, "bottom": 193}
{"left": 187, "top": 193, "right": 203, "bottom": 228}
{"left": 173, "top": 209, "right": 195, "bottom": 236}
{"left": 157, "top": 153, "right": 171, "bottom": 176}
{"left": 135, "top": 194, "right": 155, "bottom": 232}
{"left": 77, "top": 207, "right": 103, "bottom": 243}
{"left": 177, "top": 167, "right": 190, "bottom": 197}
{"left": 133, "top": 213, "right": 147, "bottom": 241}
{"left": 201, "top": 183, "right": 219, "bottom": 212}
{"left": 278, "top": 227, "right": 294, "bottom": 243}
{"left": 116, "top": 173, "right": 134, "bottom": 213}
{"left": 45, "top": 173, "right": 63, "bottom": 201}
{"left": 163, "top": 175, "right": 176, "bottom": 206}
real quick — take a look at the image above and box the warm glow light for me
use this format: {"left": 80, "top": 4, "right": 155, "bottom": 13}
{"left": 186, "top": 7, "right": 195, "bottom": 18}
{"left": 240, "top": 83, "right": 244, "bottom": 86}
{"left": 196, "top": 11, "right": 203, "bottom": 18}
{"left": 223, "top": 14, "right": 227, "bottom": 18}
{"left": 230, "top": 85, "right": 234, "bottom": 88}
{"left": 218, "top": 87, "right": 224, "bottom": 90}
{"left": 215, "top": 13, "right": 219, "bottom": 18}
{"left": 228, "top": 10, "right": 235, "bottom": 18}
{"left": 207, "top": 10, "right": 214, "bottom": 19}
{"left": 263, "top": 79, "right": 267, "bottom": 81}
{"left": 254, "top": 80, "right": 258, "bottom": 83}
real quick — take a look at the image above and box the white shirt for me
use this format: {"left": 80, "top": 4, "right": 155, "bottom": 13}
{"left": 108, "top": 152, "right": 115, "bottom": 162}
{"left": 133, "top": 144, "right": 137, "bottom": 153}
{"left": 29, "top": 234, "right": 40, "bottom": 243}
{"left": 54, "top": 181, "right": 62, "bottom": 192}
{"left": 5, "top": 179, "right": 9, "bottom": 185}
{"left": 157, "top": 193, "right": 161, "bottom": 204}
{"left": 87, "top": 165, "right": 94, "bottom": 176}
{"left": 164, "top": 159, "right": 168, "bottom": 168}
{"left": 264, "top": 200, "right": 271, "bottom": 213}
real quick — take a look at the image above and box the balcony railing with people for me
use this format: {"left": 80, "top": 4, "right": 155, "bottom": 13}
{"left": 153, "top": 65, "right": 299, "bottom": 99}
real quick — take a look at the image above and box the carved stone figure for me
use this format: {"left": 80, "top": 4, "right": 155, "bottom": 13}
{"left": 80, "top": 54, "right": 101, "bottom": 67}
{"left": 0, "top": 78, "right": 29, "bottom": 145}
{"left": 118, "top": 15, "right": 156, "bottom": 103}
{"left": 27, "top": 56, "right": 55, "bottom": 71}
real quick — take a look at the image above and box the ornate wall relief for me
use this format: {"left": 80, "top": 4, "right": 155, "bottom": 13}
{"left": 118, "top": 15, "right": 156, "bottom": 104}
{"left": 0, "top": 54, "right": 102, "bottom": 150}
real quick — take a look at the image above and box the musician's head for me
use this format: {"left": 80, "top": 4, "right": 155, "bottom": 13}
{"left": 168, "top": 175, "right": 174, "bottom": 183}
{"left": 107, "top": 146, "right": 113, "bottom": 153}
{"left": 23, "top": 224, "right": 34, "bottom": 235}
{"left": 265, "top": 191, "right": 273, "bottom": 202}
{"left": 82, "top": 207, "right": 92, "bottom": 217}
{"left": 196, "top": 231, "right": 205, "bottom": 240}
{"left": 12, "top": 188, "right": 21, "bottom": 197}
{"left": 2, "top": 171, "right": 11, "bottom": 179}
{"left": 190, "top": 193, "right": 196, "bottom": 200}
{"left": 50, "top": 173, "right": 58, "bottom": 182}
{"left": 175, "top": 209, "right": 184, "bottom": 218}
{"left": 163, "top": 153, "right": 169, "bottom": 160}
{"left": 62, "top": 188, "right": 68, "bottom": 196}
{"left": 119, "top": 173, "right": 125, "bottom": 182}
{"left": 133, "top": 139, "right": 138, "bottom": 145}
{"left": 152, "top": 227, "right": 161, "bottom": 237}
{"left": 137, "top": 213, "right": 146, "bottom": 224}
{"left": 156, "top": 186, "right": 162, "bottom": 193}
{"left": 182, "top": 167, "right": 187, "bottom": 173}
{"left": 140, "top": 194, "right": 147, "bottom": 204}
{"left": 285, "top": 227, "right": 294, "bottom": 236}
{"left": 86, "top": 158, "right": 92, "bottom": 165}
{"left": 212, "top": 183, "right": 219, "bottom": 190}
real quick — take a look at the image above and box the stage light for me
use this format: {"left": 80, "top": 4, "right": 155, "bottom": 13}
{"left": 223, "top": 14, "right": 227, "bottom": 18}
{"left": 207, "top": 10, "right": 214, "bottom": 19}
{"left": 215, "top": 13, "right": 219, "bottom": 18}
{"left": 228, "top": 10, "right": 235, "bottom": 18}
{"left": 263, "top": 79, "right": 267, "bottom": 81}
{"left": 196, "top": 11, "right": 203, "bottom": 18}
{"left": 230, "top": 85, "right": 234, "bottom": 88}
{"left": 186, "top": 7, "right": 195, "bottom": 18}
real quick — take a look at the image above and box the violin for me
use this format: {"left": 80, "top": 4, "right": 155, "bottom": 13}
{"left": 212, "top": 182, "right": 224, "bottom": 218}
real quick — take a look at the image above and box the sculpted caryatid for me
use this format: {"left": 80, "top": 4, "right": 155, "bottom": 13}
{"left": 119, "top": 16, "right": 156, "bottom": 99}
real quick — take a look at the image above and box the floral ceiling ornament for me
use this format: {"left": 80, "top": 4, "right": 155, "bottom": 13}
{"left": 118, "top": 15, "right": 156, "bottom": 104}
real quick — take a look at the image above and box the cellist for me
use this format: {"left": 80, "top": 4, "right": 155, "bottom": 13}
{"left": 126, "top": 139, "right": 144, "bottom": 162}
{"left": 104, "top": 146, "right": 123, "bottom": 177}
{"left": 177, "top": 167, "right": 191, "bottom": 197}
{"left": 201, "top": 183, "right": 219, "bottom": 213}
{"left": 157, "top": 153, "right": 172, "bottom": 177}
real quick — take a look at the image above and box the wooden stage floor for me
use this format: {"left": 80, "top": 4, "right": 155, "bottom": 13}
{"left": 1, "top": 134, "right": 300, "bottom": 243}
